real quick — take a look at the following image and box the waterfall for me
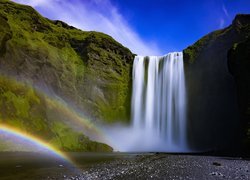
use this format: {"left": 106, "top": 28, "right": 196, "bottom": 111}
{"left": 131, "top": 52, "right": 188, "bottom": 151}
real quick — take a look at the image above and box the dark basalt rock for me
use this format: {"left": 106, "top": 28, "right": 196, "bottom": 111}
{"left": 228, "top": 38, "right": 250, "bottom": 153}
{"left": 183, "top": 14, "right": 250, "bottom": 151}
{"left": 232, "top": 14, "right": 250, "bottom": 30}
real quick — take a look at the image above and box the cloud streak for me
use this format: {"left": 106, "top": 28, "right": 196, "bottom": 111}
{"left": 218, "top": 4, "right": 230, "bottom": 29}
{"left": 12, "top": 0, "right": 162, "bottom": 55}
{"left": 222, "top": 4, "right": 230, "bottom": 18}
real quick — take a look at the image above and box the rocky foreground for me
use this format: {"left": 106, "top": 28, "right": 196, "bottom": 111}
{"left": 65, "top": 154, "right": 250, "bottom": 180}
{"left": 1, "top": 152, "right": 249, "bottom": 179}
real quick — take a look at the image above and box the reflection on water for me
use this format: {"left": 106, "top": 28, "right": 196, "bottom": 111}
{"left": 0, "top": 152, "right": 148, "bottom": 179}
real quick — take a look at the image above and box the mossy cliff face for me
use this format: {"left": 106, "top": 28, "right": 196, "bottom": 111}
{"left": 0, "top": 0, "right": 134, "bottom": 124}
{"left": 183, "top": 14, "right": 250, "bottom": 151}
{"left": 228, "top": 38, "right": 250, "bottom": 153}
{"left": 0, "top": 75, "right": 112, "bottom": 152}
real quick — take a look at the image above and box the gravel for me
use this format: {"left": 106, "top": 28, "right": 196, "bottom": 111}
{"left": 64, "top": 154, "right": 250, "bottom": 180}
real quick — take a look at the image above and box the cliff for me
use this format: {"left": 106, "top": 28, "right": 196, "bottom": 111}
{"left": 0, "top": 0, "right": 134, "bottom": 151}
{"left": 228, "top": 37, "right": 250, "bottom": 153}
{"left": 183, "top": 14, "right": 250, "bottom": 151}
{"left": 0, "top": 75, "right": 113, "bottom": 152}
{"left": 0, "top": 0, "right": 134, "bottom": 124}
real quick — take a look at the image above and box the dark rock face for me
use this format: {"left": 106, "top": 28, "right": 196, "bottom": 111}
{"left": 183, "top": 14, "right": 250, "bottom": 151}
{"left": 228, "top": 38, "right": 250, "bottom": 152}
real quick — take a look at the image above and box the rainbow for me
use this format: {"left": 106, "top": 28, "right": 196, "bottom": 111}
{"left": 0, "top": 74, "right": 111, "bottom": 145}
{"left": 0, "top": 125, "right": 72, "bottom": 164}
{"left": 44, "top": 96, "right": 111, "bottom": 144}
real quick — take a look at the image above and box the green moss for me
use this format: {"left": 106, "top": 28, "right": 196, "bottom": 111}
{"left": 0, "top": 75, "right": 112, "bottom": 152}
{"left": 183, "top": 29, "right": 224, "bottom": 64}
{"left": 183, "top": 16, "right": 250, "bottom": 64}
{"left": 49, "top": 122, "right": 83, "bottom": 151}
{"left": 233, "top": 43, "right": 239, "bottom": 50}
{"left": 0, "top": 0, "right": 134, "bottom": 125}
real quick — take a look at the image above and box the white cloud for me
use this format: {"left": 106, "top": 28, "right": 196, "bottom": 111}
{"left": 12, "top": 0, "right": 162, "bottom": 55}
{"left": 222, "top": 4, "right": 229, "bottom": 18}
{"left": 12, "top": 0, "right": 49, "bottom": 7}
{"left": 218, "top": 4, "right": 231, "bottom": 29}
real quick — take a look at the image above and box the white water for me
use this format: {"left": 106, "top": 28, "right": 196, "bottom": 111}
{"left": 105, "top": 52, "right": 188, "bottom": 152}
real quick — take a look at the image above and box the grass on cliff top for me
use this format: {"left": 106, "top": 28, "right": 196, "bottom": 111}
{"left": 183, "top": 15, "right": 250, "bottom": 64}
{"left": 0, "top": 0, "right": 87, "bottom": 85}
{"left": 0, "top": 0, "right": 127, "bottom": 77}
{"left": 183, "top": 29, "right": 225, "bottom": 64}
{"left": 0, "top": 0, "right": 127, "bottom": 50}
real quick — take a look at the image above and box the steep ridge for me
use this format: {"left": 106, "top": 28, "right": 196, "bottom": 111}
{"left": 183, "top": 14, "right": 250, "bottom": 151}
{"left": 0, "top": 0, "right": 134, "bottom": 124}
{"left": 228, "top": 37, "right": 250, "bottom": 153}
{"left": 0, "top": 0, "right": 134, "bottom": 151}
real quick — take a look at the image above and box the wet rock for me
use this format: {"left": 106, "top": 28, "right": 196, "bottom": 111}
{"left": 209, "top": 172, "right": 224, "bottom": 177}
{"left": 212, "top": 162, "right": 222, "bottom": 166}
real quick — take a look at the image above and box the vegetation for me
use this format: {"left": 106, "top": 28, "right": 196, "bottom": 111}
{"left": 183, "top": 14, "right": 250, "bottom": 64}
{"left": 0, "top": 0, "right": 134, "bottom": 124}
{"left": 183, "top": 29, "right": 225, "bottom": 64}
{"left": 182, "top": 14, "right": 250, "bottom": 151}
{"left": 0, "top": 75, "right": 112, "bottom": 152}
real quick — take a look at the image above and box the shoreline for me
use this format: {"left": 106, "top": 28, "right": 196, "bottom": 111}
{"left": 0, "top": 152, "right": 249, "bottom": 179}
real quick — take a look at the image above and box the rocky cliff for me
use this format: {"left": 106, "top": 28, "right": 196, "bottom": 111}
{"left": 0, "top": 0, "right": 134, "bottom": 124}
{"left": 183, "top": 14, "right": 250, "bottom": 151}
{"left": 0, "top": 0, "right": 134, "bottom": 151}
{"left": 228, "top": 37, "right": 250, "bottom": 153}
{"left": 0, "top": 75, "right": 113, "bottom": 152}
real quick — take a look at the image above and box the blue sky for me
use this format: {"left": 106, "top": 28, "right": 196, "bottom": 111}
{"left": 114, "top": 0, "right": 250, "bottom": 53}
{"left": 13, "top": 0, "right": 250, "bottom": 55}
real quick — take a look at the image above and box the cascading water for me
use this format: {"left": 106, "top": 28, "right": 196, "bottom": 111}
{"left": 131, "top": 52, "right": 188, "bottom": 151}
{"left": 105, "top": 52, "right": 188, "bottom": 152}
